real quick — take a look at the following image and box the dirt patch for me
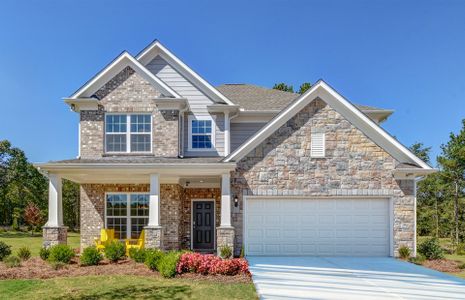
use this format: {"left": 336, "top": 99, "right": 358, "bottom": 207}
{"left": 422, "top": 259, "right": 462, "bottom": 273}
{"left": 0, "top": 258, "right": 251, "bottom": 283}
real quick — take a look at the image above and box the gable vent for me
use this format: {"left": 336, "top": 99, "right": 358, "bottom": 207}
{"left": 311, "top": 132, "right": 325, "bottom": 158}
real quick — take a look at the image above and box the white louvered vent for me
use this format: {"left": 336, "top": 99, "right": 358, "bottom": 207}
{"left": 311, "top": 132, "right": 325, "bottom": 158}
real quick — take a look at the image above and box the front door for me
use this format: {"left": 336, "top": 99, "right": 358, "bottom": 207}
{"left": 192, "top": 201, "right": 214, "bottom": 250}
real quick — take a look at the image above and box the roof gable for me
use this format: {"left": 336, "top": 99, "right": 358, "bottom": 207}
{"left": 224, "top": 80, "right": 432, "bottom": 170}
{"left": 136, "top": 40, "right": 235, "bottom": 106}
{"left": 69, "top": 52, "right": 181, "bottom": 99}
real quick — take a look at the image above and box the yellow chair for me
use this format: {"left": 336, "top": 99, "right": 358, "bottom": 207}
{"left": 94, "top": 229, "right": 115, "bottom": 252}
{"left": 125, "top": 230, "right": 145, "bottom": 256}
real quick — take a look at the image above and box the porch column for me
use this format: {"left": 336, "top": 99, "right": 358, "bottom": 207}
{"left": 43, "top": 174, "right": 67, "bottom": 248}
{"left": 217, "top": 172, "right": 235, "bottom": 256}
{"left": 145, "top": 173, "right": 163, "bottom": 249}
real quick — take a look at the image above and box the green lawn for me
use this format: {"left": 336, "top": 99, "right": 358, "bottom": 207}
{"left": 0, "top": 275, "right": 257, "bottom": 300}
{"left": 0, "top": 231, "right": 80, "bottom": 256}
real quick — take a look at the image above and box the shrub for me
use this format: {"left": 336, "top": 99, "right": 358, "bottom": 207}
{"left": 4, "top": 255, "right": 21, "bottom": 268}
{"left": 17, "top": 247, "right": 31, "bottom": 261}
{"left": 459, "top": 262, "right": 465, "bottom": 270}
{"left": 219, "top": 245, "right": 232, "bottom": 259}
{"left": 104, "top": 241, "right": 125, "bottom": 263}
{"left": 80, "top": 246, "right": 103, "bottom": 266}
{"left": 418, "top": 238, "right": 444, "bottom": 260}
{"left": 0, "top": 241, "right": 12, "bottom": 261}
{"left": 39, "top": 247, "right": 50, "bottom": 261}
{"left": 409, "top": 253, "right": 426, "bottom": 265}
{"left": 157, "top": 251, "right": 182, "bottom": 278}
{"left": 456, "top": 243, "right": 465, "bottom": 255}
{"left": 48, "top": 244, "right": 75, "bottom": 264}
{"left": 398, "top": 246, "right": 411, "bottom": 259}
{"left": 145, "top": 249, "right": 164, "bottom": 271}
{"left": 129, "top": 248, "right": 147, "bottom": 263}
{"left": 210, "top": 258, "right": 249, "bottom": 275}
{"left": 176, "top": 252, "right": 249, "bottom": 276}
{"left": 50, "top": 261, "right": 67, "bottom": 270}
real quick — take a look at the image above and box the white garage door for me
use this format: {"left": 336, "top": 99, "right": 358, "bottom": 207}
{"left": 245, "top": 198, "right": 391, "bottom": 256}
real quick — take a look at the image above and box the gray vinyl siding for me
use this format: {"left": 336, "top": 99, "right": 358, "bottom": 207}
{"left": 145, "top": 56, "right": 214, "bottom": 115}
{"left": 183, "top": 112, "right": 225, "bottom": 157}
{"left": 230, "top": 123, "right": 266, "bottom": 152}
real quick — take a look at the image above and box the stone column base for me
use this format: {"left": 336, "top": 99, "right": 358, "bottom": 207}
{"left": 216, "top": 226, "right": 235, "bottom": 256}
{"left": 144, "top": 226, "right": 163, "bottom": 249}
{"left": 43, "top": 226, "right": 68, "bottom": 248}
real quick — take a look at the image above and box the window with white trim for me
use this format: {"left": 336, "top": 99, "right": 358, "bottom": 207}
{"left": 311, "top": 132, "right": 325, "bottom": 157}
{"left": 105, "top": 114, "right": 151, "bottom": 153}
{"left": 188, "top": 116, "right": 215, "bottom": 150}
{"left": 106, "top": 193, "right": 149, "bottom": 239}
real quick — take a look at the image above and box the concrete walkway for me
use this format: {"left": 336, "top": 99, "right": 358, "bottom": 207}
{"left": 248, "top": 256, "right": 465, "bottom": 299}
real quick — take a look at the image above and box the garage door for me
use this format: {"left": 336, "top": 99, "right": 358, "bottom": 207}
{"left": 245, "top": 198, "right": 390, "bottom": 256}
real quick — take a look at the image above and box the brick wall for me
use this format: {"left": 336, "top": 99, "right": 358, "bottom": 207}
{"left": 232, "top": 99, "right": 416, "bottom": 256}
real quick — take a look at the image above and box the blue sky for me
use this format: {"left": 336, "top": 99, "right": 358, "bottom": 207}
{"left": 0, "top": 0, "right": 464, "bottom": 165}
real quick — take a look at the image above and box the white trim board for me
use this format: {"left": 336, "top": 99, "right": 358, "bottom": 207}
{"left": 224, "top": 80, "right": 432, "bottom": 171}
{"left": 70, "top": 52, "right": 181, "bottom": 99}
{"left": 136, "top": 40, "right": 235, "bottom": 106}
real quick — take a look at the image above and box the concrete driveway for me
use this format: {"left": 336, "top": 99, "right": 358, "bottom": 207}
{"left": 248, "top": 257, "right": 465, "bottom": 299}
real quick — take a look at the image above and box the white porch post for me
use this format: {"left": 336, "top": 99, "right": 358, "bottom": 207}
{"left": 148, "top": 173, "right": 160, "bottom": 227}
{"left": 220, "top": 172, "right": 232, "bottom": 227}
{"left": 224, "top": 112, "right": 230, "bottom": 156}
{"left": 46, "top": 174, "right": 63, "bottom": 227}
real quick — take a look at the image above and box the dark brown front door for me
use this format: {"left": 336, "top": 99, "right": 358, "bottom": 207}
{"left": 193, "top": 201, "right": 214, "bottom": 250}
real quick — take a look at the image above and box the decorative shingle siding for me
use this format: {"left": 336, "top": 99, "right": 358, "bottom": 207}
{"left": 79, "top": 66, "right": 178, "bottom": 158}
{"left": 232, "top": 99, "right": 415, "bottom": 256}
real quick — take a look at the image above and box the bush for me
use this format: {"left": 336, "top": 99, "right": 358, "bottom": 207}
{"left": 104, "top": 241, "right": 125, "bottom": 263}
{"left": 80, "top": 246, "right": 103, "bottom": 266}
{"left": 219, "top": 245, "right": 232, "bottom": 259}
{"left": 418, "top": 238, "right": 444, "bottom": 260}
{"left": 50, "top": 261, "right": 67, "bottom": 270}
{"left": 0, "top": 241, "right": 12, "bottom": 261}
{"left": 157, "top": 251, "right": 182, "bottom": 278}
{"left": 39, "top": 247, "right": 50, "bottom": 261}
{"left": 176, "top": 252, "right": 249, "bottom": 276}
{"left": 4, "top": 255, "right": 21, "bottom": 268}
{"left": 409, "top": 253, "right": 426, "bottom": 265}
{"left": 398, "top": 246, "right": 411, "bottom": 259}
{"left": 17, "top": 247, "right": 31, "bottom": 261}
{"left": 48, "top": 244, "right": 75, "bottom": 264}
{"left": 456, "top": 243, "right": 465, "bottom": 255}
{"left": 459, "top": 262, "right": 465, "bottom": 270}
{"left": 129, "top": 248, "right": 147, "bottom": 263}
{"left": 145, "top": 249, "right": 164, "bottom": 271}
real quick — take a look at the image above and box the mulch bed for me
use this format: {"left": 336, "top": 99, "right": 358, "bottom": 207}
{"left": 422, "top": 259, "right": 463, "bottom": 273}
{"left": 0, "top": 258, "right": 251, "bottom": 283}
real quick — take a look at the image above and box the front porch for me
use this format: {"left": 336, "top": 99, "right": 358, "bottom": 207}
{"left": 38, "top": 159, "right": 236, "bottom": 255}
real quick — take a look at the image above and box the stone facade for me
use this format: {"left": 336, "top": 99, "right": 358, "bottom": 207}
{"left": 232, "top": 99, "right": 415, "bottom": 257}
{"left": 217, "top": 227, "right": 235, "bottom": 255}
{"left": 80, "top": 66, "right": 179, "bottom": 159}
{"left": 144, "top": 226, "right": 163, "bottom": 249}
{"left": 43, "top": 226, "right": 68, "bottom": 248}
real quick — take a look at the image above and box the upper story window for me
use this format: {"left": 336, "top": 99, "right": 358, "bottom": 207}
{"left": 105, "top": 114, "right": 151, "bottom": 153}
{"left": 188, "top": 115, "right": 215, "bottom": 151}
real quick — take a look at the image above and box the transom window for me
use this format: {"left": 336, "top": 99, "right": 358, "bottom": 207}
{"left": 105, "top": 114, "right": 151, "bottom": 153}
{"left": 106, "top": 193, "right": 149, "bottom": 240}
{"left": 188, "top": 116, "right": 215, "bottom": 150}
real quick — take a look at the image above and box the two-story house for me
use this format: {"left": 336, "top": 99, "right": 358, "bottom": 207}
{"left": 37, "top": 40, "right": 434, "bottom": 257}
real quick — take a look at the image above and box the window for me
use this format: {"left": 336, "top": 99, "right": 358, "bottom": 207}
{"left": 106, "top": 193, "right": 149, "bottom": 240}
{"left": 188, "top": 116, "right": 215, "bottom": 150}
{"left": 311, "top": 132, "right": 325, "bottom": 158}
{"left": 105, "top": 114, "right": 151, "bottom": 153}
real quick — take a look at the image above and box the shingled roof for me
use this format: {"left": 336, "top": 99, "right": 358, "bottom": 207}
{"left": 216, "top": 83, "right": 389, "bottom": 113}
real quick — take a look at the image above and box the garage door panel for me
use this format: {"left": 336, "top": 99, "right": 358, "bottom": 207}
{"left": 245, "top": 198, "right": 390, "bottom": 256}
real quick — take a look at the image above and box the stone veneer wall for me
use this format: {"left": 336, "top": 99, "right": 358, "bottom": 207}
{"left": 80, "top": 66, "right": 179, "bottom": 159}
{"left": 232, "top": 99, "right": 415, "bottom": 257}
{"left": 181, "top": 188, "right": 221, "bottom": 249}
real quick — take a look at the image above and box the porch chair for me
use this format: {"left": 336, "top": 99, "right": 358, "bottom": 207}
{"left": 94, "top": 229, "right": 115, "bottom": 252}
{"left": 125, "top": 230, "right": 145, "bottom": 256}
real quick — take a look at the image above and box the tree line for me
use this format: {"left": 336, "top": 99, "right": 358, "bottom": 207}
{"left": 0, "top": 140, "right": 79, "bottom": 231}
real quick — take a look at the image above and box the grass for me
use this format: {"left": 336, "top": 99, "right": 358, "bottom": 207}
{"left": 0, "top": 275, "right": 257, "bottom": 300}
{"left": 0, "top": 231, "right": 80, "bottom": 257}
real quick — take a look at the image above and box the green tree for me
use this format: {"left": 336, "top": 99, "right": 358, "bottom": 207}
{"left": 298, "top": 82, "right": 312, "bottom": 94}
{"left": 63, "top": 179, "right": 80, "bottom": 230}
{"left": 410, "top": 142, "right": 432, "bottom": 164}
{"left": 272, "top": 83, "right": 294, "bottom": 93}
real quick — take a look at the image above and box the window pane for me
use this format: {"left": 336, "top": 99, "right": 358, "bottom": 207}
{"left": 130, "top": 194, "right": 149, "bottom": 217}
{"left": 130, "top": 134, "right": 151, "bottom": 152}
{"left": 191, "top": 119, "right": 213, "bottom": 149}
{"left": 130, "top": 114, "right": 151, "bottom": 133}
{"left": 107, "top": 218, "right": 127, "bottom": 240}
{"left": 192, "top": 135, "right": 212, "bottom": 149}
{"left": 106, "top": 115, "right": 127, "bottom": 133}
{"left": 106, "top": 134, "right": 127, "bottom": 152}
{"left": 106, "top": 194, "right": 127, "bottom": 216}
